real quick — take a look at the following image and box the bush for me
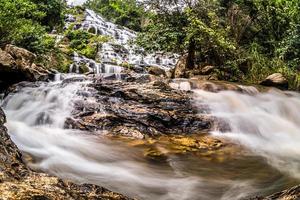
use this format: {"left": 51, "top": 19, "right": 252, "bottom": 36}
{"left": 0, "top": 0, "right": 65, "bottom": 54}
{"left": 66, "top": 29, "right": 109, "bottom": 59}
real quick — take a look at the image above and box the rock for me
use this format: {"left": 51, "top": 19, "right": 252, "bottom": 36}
{"left": 65, "top": 78, "right": 212, "bottom": 138}
{"left": 173, "top": 54, "right": 188, "bottom": 78}
{"left": 200, "top": 65, "right": 216, "bottom": 75}
{"left": 250, "top": 185, "right": 300, "bottom": 200}
{"left": 88, "top": 26, "right": 97, "bottom": 34}
{"left": 147, "top": 66, "right": 166, "bottom": 77}
{"left": 0, "top": 45, "right": 51, "bottom": 91}
{"left": 0, "top": 107, "right": 130, "bottom": 200}
{"left": 65, "top": 14, "right": 76, "bottom": 23}
{"left": 260, "top": 73, "right": 288, "bottom": 89}
{"left": 0, "top": 49, "right": 15, "bottom": 69}
{"left": 172, "top": 57, "right": 217, "bottom": 78}
{"left": 5, "top": 45, "right": 36, "bottom": 67}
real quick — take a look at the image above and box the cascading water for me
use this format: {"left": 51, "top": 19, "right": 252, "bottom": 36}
{"left": 194, "top": 88, "right": 300, "bottom": 180}
{"left": 1, "top": 76, "right": 200, "bottom": 199}
{"left": 67, "top": 8, "right": 178, "bottom": 77}
{"left": 2, "top": 76, "right": 299, "bottom": 199}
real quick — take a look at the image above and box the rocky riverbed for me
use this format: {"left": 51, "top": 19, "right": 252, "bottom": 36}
{"left": 0, "top": 106, "right": 130, "bottom": 199}
{"left": 0, "top": 6, "right": 300, "bottom": 199}
{"left": 1, "top": 72, "right": 300, "bottom": 199}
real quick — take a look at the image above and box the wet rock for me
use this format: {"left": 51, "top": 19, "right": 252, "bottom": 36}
{"left": 66, "top": 78, "right": 212, "bottom": 138}
{"left": 250, "top": 185, "right": 300, "bottom": 200}
{"left": 0, "top": 45, "right": 51, "bottom": 91}
{"left": 147, "top": 66, "right": 167, "bottom": 77}
{"left": 0, "top": 107, "right": 130, "bottom": 200}
{"left": 125, "top": 74, "right": 151, "bottom": 83}
{"left": 65, "top": 14, "right": 76, "bottom": 23}
{"left": 260, "top": 73, "right": 288, "bottom": 90}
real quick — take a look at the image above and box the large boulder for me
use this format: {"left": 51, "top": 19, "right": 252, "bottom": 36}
{"left": 200, "top": 65, "right": 216, "bottom": 75}
{"left": 172, "top": 54, "right": 188, "bottom": 78}
{"left": 65, "top": 76, "right": 214, "bottom": 138}
{"left": 147, "top": 66, "right": 166, "bottom": 77}
{"left": 260, "top": 73, "right": 288, "bottom": 89}
{"left": 0, "top": 45, "right": 51, "bottom": 91}
{"left": 0, "top": 107, "right": 130, "bottom": 200}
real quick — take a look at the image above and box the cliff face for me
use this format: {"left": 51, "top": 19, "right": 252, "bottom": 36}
{"left": 0, "top": 107, "right": 130, "bottom": 200}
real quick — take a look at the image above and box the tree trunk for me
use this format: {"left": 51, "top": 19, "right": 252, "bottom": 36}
{"left": 186, "top": 39, "right": 196, "bottom": 70}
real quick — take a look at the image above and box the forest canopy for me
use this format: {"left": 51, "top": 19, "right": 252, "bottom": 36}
{"left": 84, "top": 0, "right": 300, "bottom": 88}
{"left": 0, "top": 0, "right": 66, "bottom": 53}
{"left": 1, "top": 0, "right": 300, "bottom": 89}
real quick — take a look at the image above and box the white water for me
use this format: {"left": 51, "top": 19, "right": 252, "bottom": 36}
{"left": 67, "top": 9, "right": 178, "bottom": 75}
{"left": 1, "top": 76, "right": 198, "bottom": 199}
{"left": 69, "top": 52, "right": 123, "bottom": 78}
{"left": 2, "top": 76, "right": 300, "bottom": 199}
{"left": 194, "top": 88, "right": 300, "bottom": 179}
{"left": 1, "top": 76, "right": 270, "bottom": 200}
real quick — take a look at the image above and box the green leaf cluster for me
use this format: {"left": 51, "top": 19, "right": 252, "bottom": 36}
{"left": 0, "top": 0, "right": 65, "bottom": 53}
{"left": 136, "top": 0, "right": 300, "bottom": 89}
{"left": 84, "top": 0, "right": 144, "bottom": 31}
{"left": 65, "top": 29, "right": 110, "bottom": 59}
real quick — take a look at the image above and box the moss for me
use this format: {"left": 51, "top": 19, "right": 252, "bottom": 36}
{"left": 120, "top": 62, "right": 134, "bottom": 70}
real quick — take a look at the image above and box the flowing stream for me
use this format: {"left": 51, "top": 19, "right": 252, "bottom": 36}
{"left": 194, "top": 89, "right": 300, "bottom": 179}
{"left": 1, "top": 76, "right": 300, "bottom": 200}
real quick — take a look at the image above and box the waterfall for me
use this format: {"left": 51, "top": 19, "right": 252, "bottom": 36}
{"left": 1, "top": 76, "right": 200, "bottom": 199}
{"left": 1, "top": 76, "right": 272, "bottom": 200}
{"left": 68, "top": 8, "right": 179, "bottom": 77}
{"left": 194, "top": 88, "right": 300, "bottom": 179}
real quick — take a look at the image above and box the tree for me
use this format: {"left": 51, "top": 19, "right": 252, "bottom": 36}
{"left": 31, "top": 0, "right": 66, "bottom": 31}
{"left": 84, "top": 0, "right": 144, "bottom": 31}
{"left": 0, "top": 0, "right": 65, "bottom": 53}
{"left": 137, "top": 0, "right": 235, "bottom": 68}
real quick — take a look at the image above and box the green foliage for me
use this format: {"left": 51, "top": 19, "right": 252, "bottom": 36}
{"left": 138, "top": 0, "right": 300, "bottom": 90}
{"left": 0, "top": 0, "right": 65, "bottom": 53}
{"left": 31, "top": 0, "right": 66, "bottom": 31}
{"left": 136, "top": 12, "right": 187, "bottom": 53}
{"left": 84, "top": 0, "right": 144, "bottom": 31}
{"left": 65, "top": 29, "right": 109, "bottom": 59}
{"left": 35, "top": 47, "right": 73, "bottom": 73}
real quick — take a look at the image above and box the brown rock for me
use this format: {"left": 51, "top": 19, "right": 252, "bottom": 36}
{"left": 66, "top": 78, "right": 211, "bottom": 138}
{"left": 260, "top": 73, "right": 288, "bottom": 89}
{"left": 173, "top": 54, "right": 188, "bottom": 78}
{"left": 250, "top": 185, "right": 300, "bottom": 200}
{"left": 147, "top": 66, "right": 166, "bottom": 77}
{"left": 0, "top": 45, "right": 51, "bottom": 91}
{"left": 5, "top": 44, "right": 36, "bottom": 67}
{"left": 0, "top": 49, "right": 15, "bottom": 70}
{"left": 200, "top": 65, "right": 216, "bottom": 75}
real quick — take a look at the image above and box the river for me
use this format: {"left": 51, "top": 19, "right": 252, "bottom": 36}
{"left": 1, "top": 75, "right": 299, "bottom": 199}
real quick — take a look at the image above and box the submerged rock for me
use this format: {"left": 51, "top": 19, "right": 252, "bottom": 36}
{"left": 260, "top": 73, "right": 288, "bottom": 90}
{"left": 0, "top": 45, "right": 52, "bottom": 91}
{"left": 0, "top": 107, "right": 130, "bottom": 200}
